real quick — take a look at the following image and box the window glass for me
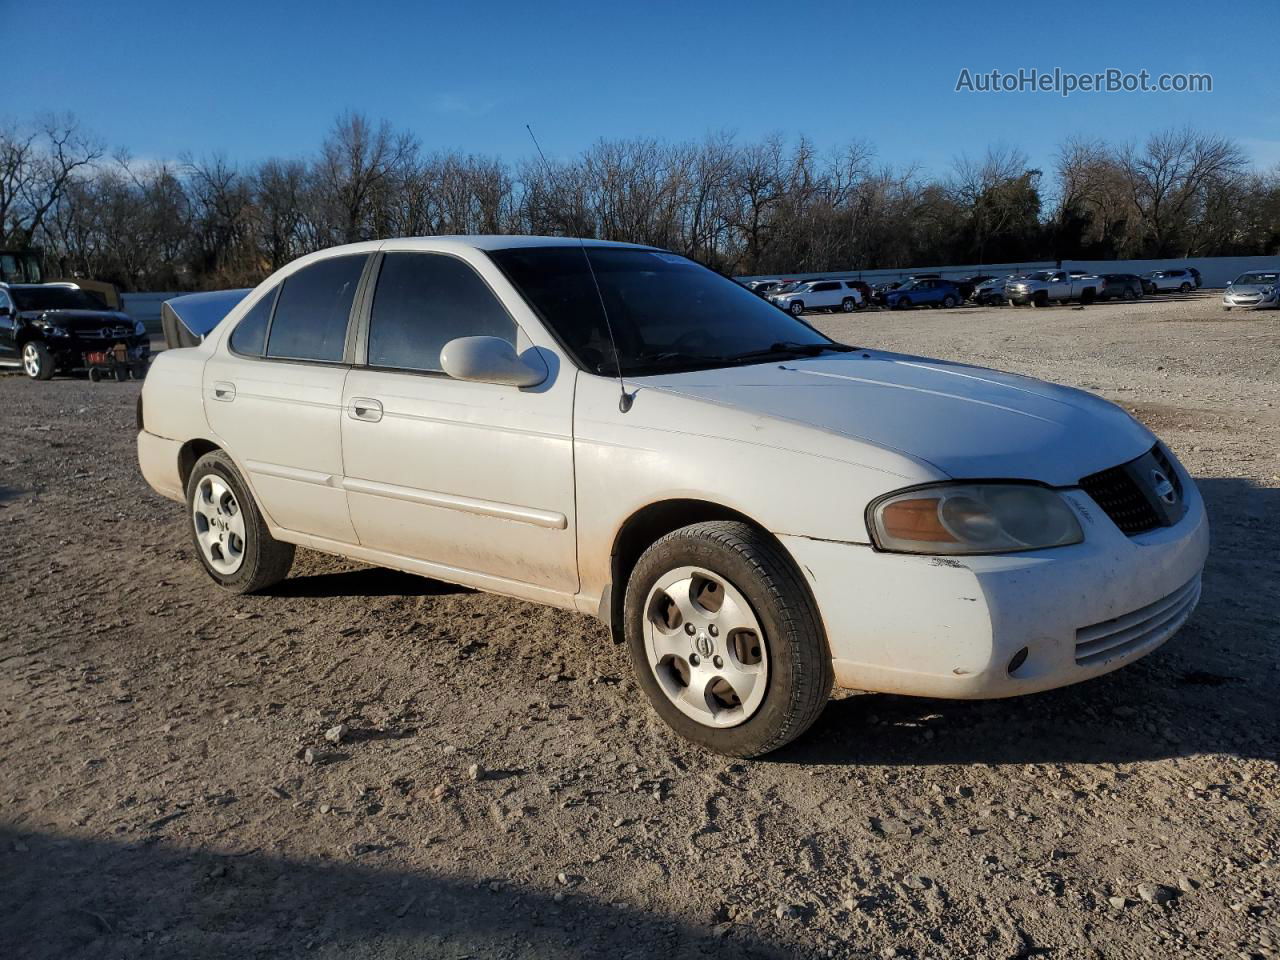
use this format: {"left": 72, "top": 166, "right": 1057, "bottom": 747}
{"left": 368, "top": 253, "right": 516, "bottom": 372}
{"left": 229, "top": 287, "right": 277, "bottom": 356}
{"left": 266, "top": 255, "right": 366, "bottom": 362}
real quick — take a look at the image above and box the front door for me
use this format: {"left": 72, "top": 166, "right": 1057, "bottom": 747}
{"left": 203, "top": 253, "right": 370, "bottom": 543}
{"left": 340, "top": 250, "right": 578, "bottom": 595}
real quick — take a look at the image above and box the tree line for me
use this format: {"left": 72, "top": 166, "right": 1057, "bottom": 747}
{"left": 3, "top": 111, "right": 1278, "bottom": 291}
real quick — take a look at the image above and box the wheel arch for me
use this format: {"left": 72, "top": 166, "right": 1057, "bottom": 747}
{"left": 604, "top": 498, "right": 797, "bottom": 643}
{"left": 178, "top": 438, "right": 223, "bottom": 491}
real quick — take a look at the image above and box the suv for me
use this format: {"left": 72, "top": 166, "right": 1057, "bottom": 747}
{"left": 1144, "top": 270, "right": 1196, "bottom": 294}
{"left": 769, "top": 280, "right": 864, "bottom": 315}
{"left": 136, "top": 236, "right": 1208, "bottom": 758}
{"left": 0, "top": 282, "right": 150, "bottom": 380}
{"left": 883, "top": 278, "right": 962, "bottom": 309}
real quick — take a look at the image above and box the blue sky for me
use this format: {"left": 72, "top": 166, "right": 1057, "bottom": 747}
{"left": 9, "top": 0, "right": 1278, "bottom": 180}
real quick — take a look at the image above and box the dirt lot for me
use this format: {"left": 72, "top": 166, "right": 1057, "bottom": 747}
{"left": 2, "top": 292, "right": 1277, "bottom": 960}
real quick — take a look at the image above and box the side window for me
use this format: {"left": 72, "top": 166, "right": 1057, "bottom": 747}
{"left": 367, "top": 252, "right": 517, "bottom": 373}
{"left": 266, "top": 255, "right": 367, "bottom": 362}
{"left": 229, "top": 287, "right": 277, "bottom": 356}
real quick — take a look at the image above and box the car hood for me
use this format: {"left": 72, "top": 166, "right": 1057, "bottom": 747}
{"left": 637, "top": 350, "right": 1154, "bottom": 486}
{"left": 1228, "top": 284, "right": 1273, "bottom": 295}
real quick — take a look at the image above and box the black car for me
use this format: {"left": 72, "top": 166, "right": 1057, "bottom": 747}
{"left": 0, "top": 283, "right": 150, "bottom": 381}
{"left": 1097, "top": 274, "right": 1145, "bottom": 301}
{"left": 956, "top": 274, "right": 995, "bottom": 300}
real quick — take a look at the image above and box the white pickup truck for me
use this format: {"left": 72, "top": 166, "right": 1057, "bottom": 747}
{"left": 1006, "top": 270, "right": 1102, "bottom": 307}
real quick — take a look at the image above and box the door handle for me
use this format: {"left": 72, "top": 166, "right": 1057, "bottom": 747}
{"left": 212, "top": 381, "right": 236, "bottom": 402}
{"left": 348, "top": 398, "right": 383, "bottom": 423}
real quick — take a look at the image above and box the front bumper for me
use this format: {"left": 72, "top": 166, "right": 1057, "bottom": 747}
{"left": 50, "top": 335, "right": 151, "bottom": 368}
{"left": 1222, "top": 292, "right": 1279, "bottom": 310}
{"left": 780, "top": 476, "right": 1209, "bottom": 699}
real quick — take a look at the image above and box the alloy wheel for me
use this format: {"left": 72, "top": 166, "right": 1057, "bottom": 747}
{"left": 22, "top": 343, "right": 40, "bottom": 378}
{"left": 643, "top": 566, "right": 769, "bottom": 728}
{"left": 192, "top": 475, "right": 247, "bottom": 574}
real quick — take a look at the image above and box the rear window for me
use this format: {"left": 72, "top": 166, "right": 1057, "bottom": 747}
{"left": 266, "top": 255, "right": 366, "bottom": 362}
{"left": 229, "top": 288, "right": 277, "bottom": 356}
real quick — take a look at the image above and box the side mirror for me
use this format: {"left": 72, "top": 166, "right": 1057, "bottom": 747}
{"left": 440, "top": 336, "right": 547, "bottom": 388}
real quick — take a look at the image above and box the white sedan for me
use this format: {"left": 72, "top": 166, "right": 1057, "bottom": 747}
{"left": 137, "top": 237, "right": 1208, "bottom": 757}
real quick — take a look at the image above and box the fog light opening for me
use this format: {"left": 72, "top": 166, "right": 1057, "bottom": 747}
{"left": 1007, "top": 647, "right": 1029, "bottom": 676}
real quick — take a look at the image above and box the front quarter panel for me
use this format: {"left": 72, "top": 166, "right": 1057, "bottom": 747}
{"left": 572, "top": 372, "right": 944, "bottom": 606}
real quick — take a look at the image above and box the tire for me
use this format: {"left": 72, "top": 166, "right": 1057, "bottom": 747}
{"left": 1179, "top": 282, "right": 1191, "bottom": 293}
{"left": 788, "top": 300, "right": 805, "bottom": 316}
{"left": 21, "top": 340, "right": 55, "bottom": 381}
{"left": 841, "top": 297, "right": 856, "bottom": 312}
{"left": 88, "top": 367, "right": 102, "bottom": 383}
{"left": 114, "top": 364, "right": 129, "bottom": 382}
{"left": 941, "top": 294, "right": 958, "bottom": 308}
{"left": 623, "top": 520, "right": 833, "bottom": 758}
{"left": 895, "top": 297, "right": 911, "bottom": 310}
{"left": 186, "top": 450, "right": 295, "bottom": 594}
{"left": 1123, "top": 287, "right": 1137, "bottom": 301}
{"left": 1033, "top": 292, "right": 1049, "bottom": 308}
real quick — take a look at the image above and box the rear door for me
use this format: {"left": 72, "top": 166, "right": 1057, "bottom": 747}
{"left": 340, "top": 249, "right": 578, "bottom": 594}
{"left": 203, "top": 253, "right": 371, "bottom": 543}
{"left": 0, "top": 287, "right": 16, "bottom": 361}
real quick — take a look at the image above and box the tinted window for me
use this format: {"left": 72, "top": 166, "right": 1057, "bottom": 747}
{"left": 490, "top": 246, "right": 838, "bottom": 376}
{"left": 266, "top": 255, "right": 366, "bottom": 362}
{"left": 368, "top": 253, "right": 516, "bottom": 372}
{"left": 229, "top": 288, "right": 277, "bottom": 356}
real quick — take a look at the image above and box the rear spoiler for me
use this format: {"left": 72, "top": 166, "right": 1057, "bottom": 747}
{"left": 160, "top": 289, "right": 251, "bottom": 349}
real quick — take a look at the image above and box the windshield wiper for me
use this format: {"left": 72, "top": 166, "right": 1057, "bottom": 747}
{"left": 722, "top": 341, "right": 855, "bottom": 363}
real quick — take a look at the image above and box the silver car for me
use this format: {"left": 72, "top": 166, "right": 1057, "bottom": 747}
{"left": 1222, "top": 271, "right": 1280, "bottom": 311}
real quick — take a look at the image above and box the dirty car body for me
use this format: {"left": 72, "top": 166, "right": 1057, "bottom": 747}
{"left": 135, "top": 236, "right": 1209, "bottom": 756}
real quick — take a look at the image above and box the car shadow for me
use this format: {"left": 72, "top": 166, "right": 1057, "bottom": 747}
{"left": 265, "top": 566, "right": 472, "bottom": 600}
{"left": 769, "top": 476, "right": 1280, "bottom": 768}
{"left": 0, "top": 826, "right": 783, "bottom": 960}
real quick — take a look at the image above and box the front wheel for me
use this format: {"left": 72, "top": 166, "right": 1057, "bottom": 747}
{"left": 788, "top": 300, "right": 805, "bottom": 316}
{"left": 21, "top": 341, "right": 55, "bottom": 381}
{"left": 894, "top": 297, "right": 911, "bottom": 310}
{"left": 624, "top": 521, "right": 832, "bottom": 757}
{"left": 187, "top": 450, "right": 295, "bottom": 594}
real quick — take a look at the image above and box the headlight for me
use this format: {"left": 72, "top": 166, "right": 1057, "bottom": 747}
{"left": 869, "top": 483, "right": 1083, "bottom": 555}
{"left": 42, "top": 323, "right": 70, "bottom": 337}
{"left": 134, "top": 319, "right": 147, "bottom": 336}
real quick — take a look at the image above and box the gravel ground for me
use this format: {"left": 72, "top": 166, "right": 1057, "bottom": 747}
{"left": 2, "top": 292, "right": 1277, "bottom": 960}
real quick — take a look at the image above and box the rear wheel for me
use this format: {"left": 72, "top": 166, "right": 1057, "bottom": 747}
{"left": 841, "top": 297, "right": 856, "bottom": 312}
{"left": 1179, "top": 282, "right": 1192, "bottom": 293}
{"left": 1123, "top": 287, "right": 1137, "bottom": 300}
{"left": 941, "top": 294, "right": 958, "bottom": 308}
{"left": 21, "top": 341, "right": 55, "bottom": 381}
{"left": 187, "top": 450, "right": 295, "bottom": 594}
{"left": 624, "top": 521, "right": 832, "bottom": 757}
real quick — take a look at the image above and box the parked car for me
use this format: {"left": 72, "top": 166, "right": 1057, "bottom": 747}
{"left": 1144, "top": 269, "right": 1195, "bottom": 294}
{"left": 973, "top": 275, "right": 1015, "bottom": 305}
{"left": 1221, "top": 271, "right": 1280, "bottom": 311}
{"left": 1096, "top": 274, "right": 1145, "bottom": 301}
{"left": 956, "top": 275, "right": 996, "bottom": 300}
{"left": 1189, "top": 267, "right": 1202, "bottom": 289}
{"left": 743, "top": 278, "right": 782, "bottom": 297}
{"left": 136, "top": 236, "right": 1208, "bottom": 757}
{"left": 841, "top": 279, "right": 873, "bottom": 305}
{"left": 769, "top": 279, "right": 863, "bottom": 315}
{"left": 0, "top": 281, "right": 150, "bottom": 381}
{"left": 883, "top": 278, "right": 963, "bottom": 309}
{"left": 1005, "top": 270, "right": 1102, "bottom": 307}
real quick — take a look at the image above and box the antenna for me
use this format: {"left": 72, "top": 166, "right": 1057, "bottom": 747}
{"left": 525, "top": 124, "right": 634, "bottom": 413}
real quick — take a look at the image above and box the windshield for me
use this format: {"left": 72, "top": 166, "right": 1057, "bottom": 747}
{"left": 774, "top": 281, "right": 802, "bottom": 294}
{"left": 489, "top": 246, "right": 843, "bottom": 376}
{"left": 11, "top": 286, "right": 107, "bottom": 311}
{"left": 1235, "top": 272, "right": 1278, "bottom": 285}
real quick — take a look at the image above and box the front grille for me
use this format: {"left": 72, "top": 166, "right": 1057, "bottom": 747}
{"left": 1075, "top": 576, "right": 1201, "bottom": 666}
{"left": 1078, "top": 463, "right": 1162, "bottom": 533}
{"left": 1151, "top": 444, "right": 1183, "bottom": 500}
